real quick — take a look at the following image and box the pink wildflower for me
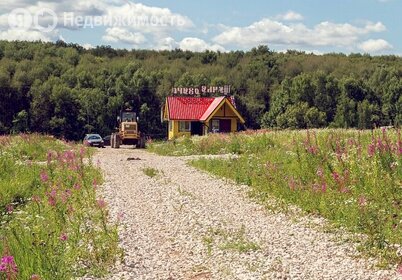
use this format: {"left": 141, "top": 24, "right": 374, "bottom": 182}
{"left": 0, "top": 255, "right": 18, "bottom": 275}
{"left": 73, "top": 164, "right": 81, "bottom": 171}
{"left": 49, "top": 189, "right": 57, "bottom": 199}
{"left": 332, "top": 172, "right": 340, "bottom": 183}
{"left": 316, "top": 167, "right": 324, "bottom": 178}
{"left": 63, "top": 150, "right": 75, "bottom": 161}
{"left": 397, "top": 263, "right": 402, "bottom": 275}
{"left": 307, "top": 146, "right": 318, "bottom": 155}
{"left": 92, "top": 179, "right": 98, "bottom": 188}
{"left": 358, "top": 195, "right": 367, "bottom": 207}
{"left": 47, "top": 197, "right": 56, "bottom": 207}
{"left": 32, "top": 195, "right": 41, "bottom": 203}
{"left": 367, "top": 143, "right": 375, "bottom": 157}
{"left": 321, "top": 183, "right": 327, "bottom": 193}
{"left": 73, "top": 183, "right": 81, "bottom": 190}
{"left": 47, "top": 189, "right": 57, "bottom": 207}
{"left": 61, "top": 189, "right": 72, "bottom": 203}
{"left": 30, "top": 275, "right": 40, "bottom": 280}
{"left": 312, "top": 183, "right": 320, "bottom": 192}
{"left": 5, "top": 204, "right": 13, "bottom": 214}
{"left": 96, "top": 199, "right": 107, "bottom": 209}
{"left": 39, "top": 171, "right": 48, "bottom": 183}
{"left": 59, "top": 233, "right": 68, "bottom": 242}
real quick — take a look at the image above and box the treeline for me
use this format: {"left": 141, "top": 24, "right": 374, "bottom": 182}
{"left": 0, "top": 41, "right": 401, "bottom": 140}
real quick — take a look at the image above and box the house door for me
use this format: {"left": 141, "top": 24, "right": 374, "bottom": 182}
{"left": 191, "top": 121, "right": 203, "bottom": 136}
{"left": 219, "top": 119, "right": 231, "bottom": 133}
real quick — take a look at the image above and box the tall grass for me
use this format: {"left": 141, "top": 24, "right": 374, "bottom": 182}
{"left": 151, "top": 129, "right": 402, "bottom": 267}
{"left": 0, "top": 134, "right": 69, "bottom": 161}
{"left": 0, "top": 134, "right": 120, "bottom": 279}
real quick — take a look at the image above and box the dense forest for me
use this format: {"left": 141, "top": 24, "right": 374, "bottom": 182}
{"left": 0, "top": 40, "right": 401, "bottom": 140}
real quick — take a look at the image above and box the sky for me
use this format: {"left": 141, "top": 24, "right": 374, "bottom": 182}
{"left": 0, "top": 0, "right": 401, "bottom": 55}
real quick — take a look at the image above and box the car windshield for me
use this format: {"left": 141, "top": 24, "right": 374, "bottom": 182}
{"left": 87, "top": 135, "right": 101, "bottom": 140}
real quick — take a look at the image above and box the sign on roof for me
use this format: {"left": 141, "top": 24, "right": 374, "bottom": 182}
{"left": 171, "top": 85, "right": 231, "bottom": 96}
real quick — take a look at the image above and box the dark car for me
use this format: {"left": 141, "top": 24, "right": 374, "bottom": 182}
{"left": 103, "top": 135, "right": 111, "bottom": 146}
{"left": 83, "top": 134, "right": 104, "bottom": 148}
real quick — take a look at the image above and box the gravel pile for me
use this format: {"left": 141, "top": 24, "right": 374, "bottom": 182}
{"left": 92, "top": 147, "right": 400, "bottom": 280}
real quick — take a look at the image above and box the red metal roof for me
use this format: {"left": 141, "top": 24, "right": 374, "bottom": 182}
{"left": 166, "top": 96, "right": 243, "bottom": 122}
{"left": 167, "top": 96, "right": 216, "bottom": 120}
{"left": 200, "top": 96, "right": 225, "bottom": 121}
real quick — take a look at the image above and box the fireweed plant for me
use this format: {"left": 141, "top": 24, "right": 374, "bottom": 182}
{"left": 0, "top": 134, "right": 120, "bottom": 279}
{"left": 149, "top": 129, "right": 402, "bottom": 269}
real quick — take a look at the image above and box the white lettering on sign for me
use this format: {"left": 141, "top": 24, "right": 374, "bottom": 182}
{"left": 171, "top": 85, "right": 231, "bottom": 96}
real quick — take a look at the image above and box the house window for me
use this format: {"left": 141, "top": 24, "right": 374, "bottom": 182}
{"left": 169, "top": 121, "right": 173, "bottom": 132}
{"left": 179, "top": 121, "right": 191, "bottom": 132}
{"left": 212, "top": 119, "right": 220, "bottom": 133}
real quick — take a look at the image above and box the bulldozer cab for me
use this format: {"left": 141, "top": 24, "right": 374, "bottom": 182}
{"left": 120, "top": 111, "right": 137, "bottom": 123}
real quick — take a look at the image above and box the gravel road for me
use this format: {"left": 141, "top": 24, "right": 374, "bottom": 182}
{"left": 93, "top": 147, "right": 400, "bottom": 280}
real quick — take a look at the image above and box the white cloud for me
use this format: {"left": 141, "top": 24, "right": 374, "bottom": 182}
{"left": 99, "top": 2, "right": 194, "bottom": 45}
{"left": 104, "top": 2, "right": 193, "bottom": 33}
{"left": 156, "top": 36, "right": 177, "bottom": 50}
{"left": 82, "top": 43, "right": 94, "bottom": 49}
{"left": 359, "top": 39, "right": 392, "bottom": 53}
{"left": 213, "top": 18, "right": 387, "bottom": 50}
{"left": 178, "top": 37, "right": 225, "bottom": 52}
{"left": 156, "top": 36, "right": 225, "bottom": 52}
{"left": 0, "top": 0, "right": 396, "bottom": 54}
{"left": 0, "top": 0, "right": 108, "bottom": 42}
{"left": 277, "top": 49, "right": 323, "bottom": 55}
{"left": 0, "top": 28, "right": 52, "bottom": 41}
{"left": 276, "top": 11, "right": 304, "bottom": 21}
{"left": 0, "top": 0, "right": 194, "bottom": 47}
{"left": 102, "top": 27, "right": 146, "bottom": 45}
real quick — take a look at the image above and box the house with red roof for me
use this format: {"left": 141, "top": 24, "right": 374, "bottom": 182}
{"left": 162, "top": 96, "right": 245, "bottom": 140}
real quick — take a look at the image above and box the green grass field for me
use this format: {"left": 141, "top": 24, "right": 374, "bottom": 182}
{"left": 0, "top": 134, "right": 120, "bottom": 279}
{"left": 149, "top": 129, "right": 402, "bottom": 267}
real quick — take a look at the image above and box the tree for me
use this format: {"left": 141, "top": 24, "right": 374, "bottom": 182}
{"left": 357, "top": 100, "right": 374, "bottom": 129}
{"left": 290, "top": 73, "right": 315, "bottom": 106}
{"left": 49, "top": 84, "right": 82, "bottom": 139}
{"left": 11, "top": 110, "right": 29, "bottom": 133}
{"left": 276, "top": 102, "right": 309, "bottom": 129}
{"left": 1, "top": 40, "right": 402, "bottom": 138}
{"left": 333, "top": 94, "right": 357, "bottom": 128}
{"left": 343, "top": 78, "right": 366, "bottom": 102}
{"left": 261, "top": 80, "right": 292, "bottom": 128}
{"left": 305, "top": 107, "right": 327, "bottom": 128}
{"left": 201, "top": 50, "right": 217, "bottom": 64}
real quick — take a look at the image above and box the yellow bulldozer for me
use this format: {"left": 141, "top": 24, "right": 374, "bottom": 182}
{"left": 110, "top": 109, "right": 145, "bottom": 149}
